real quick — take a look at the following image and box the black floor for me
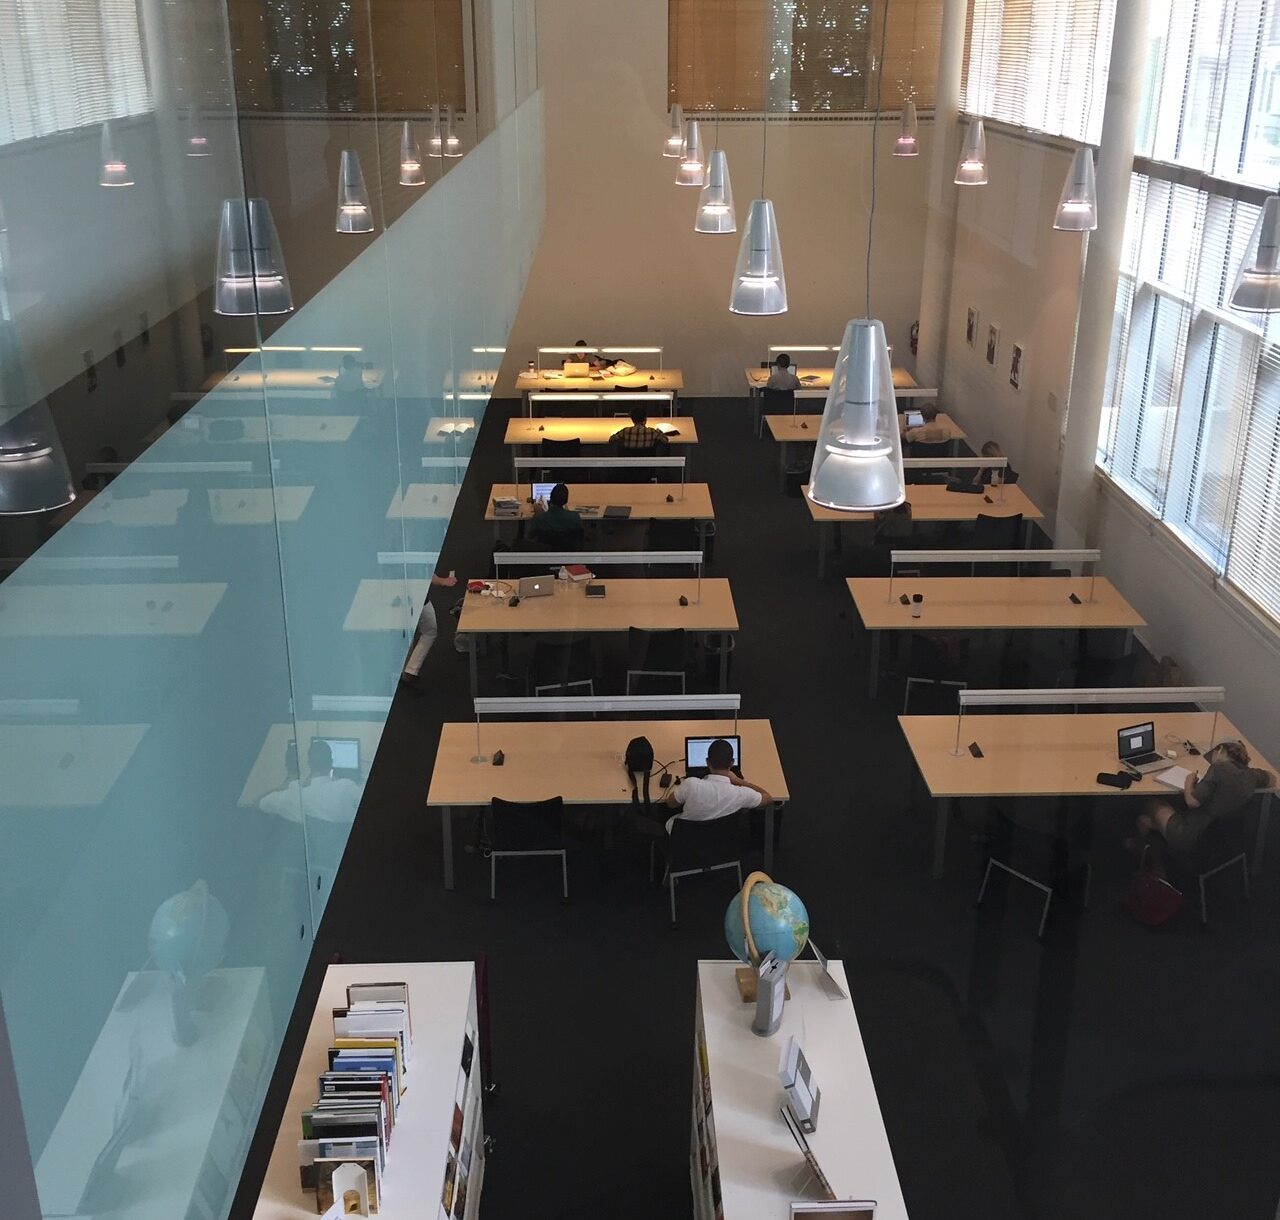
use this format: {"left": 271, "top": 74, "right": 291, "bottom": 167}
{"left": 234, "top": 398, "right": 1280, "bottom": 1220}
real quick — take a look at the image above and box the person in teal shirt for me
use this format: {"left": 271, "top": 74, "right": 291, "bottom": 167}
{"left": 528, "top": 483, "right": 584, "bottom": 544}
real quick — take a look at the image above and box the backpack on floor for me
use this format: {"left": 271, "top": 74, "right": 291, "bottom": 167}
{"left": 1124, "top": 846, "right": 1184, "bottom": 928}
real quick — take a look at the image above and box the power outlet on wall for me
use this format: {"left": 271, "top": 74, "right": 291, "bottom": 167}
{"left": 83, "top": 350, "right": 97, "bottom": 393}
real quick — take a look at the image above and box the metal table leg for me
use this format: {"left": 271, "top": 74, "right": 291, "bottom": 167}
{"left": 817, "top": 523, "right": 829, "bottom": 579}
{"left": 442, "top": 805, "right": 455, "bottom": 889}
{"left": 1253, "top": 790, "right": 1272, "bottom": 876}
{"left": 467, "top": 634, "right": 479, "bottom": 699}
{"left": 719, "top": 633, "right": 731, "bottom": 691}
{"left": 764, "top": 804, "right": 775, "bottom": 870}
{"left": 868, "top": 631, "right": 881, "bottom": 699}
{"left": 932, "top": 796, "right": 951, "bottom": 878}
{"left": 778, "top": 439, "right": 788, "bottom": 494}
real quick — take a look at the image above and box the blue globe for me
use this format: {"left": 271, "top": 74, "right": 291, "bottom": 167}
{"left": 725, "top": 878, "right": 810, "bottom": 966}
{"left": 148, "top": 879, "right": 229, "bottom": 984}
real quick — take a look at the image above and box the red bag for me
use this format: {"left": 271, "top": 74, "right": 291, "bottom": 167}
{"left": 1124, "top": 848, "right": 1184, "bottom": 927}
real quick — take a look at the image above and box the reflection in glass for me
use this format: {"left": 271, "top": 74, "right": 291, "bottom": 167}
{"left": 336, "top": 150, "right": 375, "bottom": 233}
{"left": 1230, "top": 195, "right": 1280, "bottom": 312}
{"left": 184, "top": 110, "right": 211, "bottom": 157}
{"left": 0, "top": 402, "right": 76, "bottom": 515}
{"left": 954, "top": 118, "right": 988, "bottom": 185}
{"left": 400, "top": 120, "right": 426, "bottom": 186}
{"left": 428, "top": 106, "right": 445, "bottom": 157}
{"left": 214, "top": 198, "right": 294, "bottom": 316}
{"left": 98, "top": 121, "right": 133, "bottom": 188}
{"left": 893, "top": 100, "right": 920, "bottom": 157}
{"left": 663, "top": 102, "right": 684, "bottom": 157}
{"left": 443, "top": 105, "right": 463, "bottom": 158}
{"left": 1054, "top": 147, "right": 1098, "bottom": 232}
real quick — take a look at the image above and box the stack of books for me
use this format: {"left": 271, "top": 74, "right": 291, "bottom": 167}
{"left": 297, "top": 981, "right": 413, "bottom": 1214}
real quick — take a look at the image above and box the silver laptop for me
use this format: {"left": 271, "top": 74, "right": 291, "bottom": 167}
{"left": 518, "top": 575, "right": 554, "bottom": 598}
{"left": 905, "top": 409, "right": 924, "bottom": 428}
{"left": 1117, "top": 721, "right": 1172, "bottom": 775}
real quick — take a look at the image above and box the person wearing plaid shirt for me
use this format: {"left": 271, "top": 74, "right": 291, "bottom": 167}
{"left": 610, "top": 407, "right": 669, "bottom": 452}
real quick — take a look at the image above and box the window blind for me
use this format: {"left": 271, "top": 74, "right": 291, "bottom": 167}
{"left": 0, "top": 0, "right": 151, "bottom": 145}
{"left": 960, "top": 0, "right": 1116, "bottom": 143}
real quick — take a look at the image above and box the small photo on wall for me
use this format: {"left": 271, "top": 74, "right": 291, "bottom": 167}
{"left": 966, "top": 307, "right": 979, "bottom": 348}
{"left": 1010, "top": 343, "right": 1025, "bottom": 390}
{"left": 986, "top": 324, "right": 1000, "bottom": 367}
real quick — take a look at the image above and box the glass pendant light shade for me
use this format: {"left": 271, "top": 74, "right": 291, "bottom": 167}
{"left": 807, "top": 319, "right": 904, "bottom": 512}
{"left": 694, "top": 149, "right": 736, "bottom": 233}
{"left": 214, "top": 198, "right": 293, "bottom": 316}
{"left": 185, "top": 110, "right": 211, "bottom": 157}
{"left": 1230, "top": 195, "right": 1280, "bottom": 312}
{"left": 98, "top": 121, "right": 133, "bottom": 187}
{"left": 663, "top": 102, "right": 685, "bottom": 157}
{"left": 1054, "top": 146, "right": 1098, "bottom": 231}
{"left": 954, "top": 118, "right": 988, "bottom": 185}
{"left": 675, "top": 119, "right": 706, "bottom": 186}
{"left": 427, "top": 107, "right": 444, "bottom": 158}
{"left": 443, "top": 105, "right": 462, "bottom": 158}
{"left": 335, "top": 149, "right": 375, "bottom": 233}
{"left": 893, "top": 100, "right": 920, "bottom": 157}
{"left": 729, "top": 199, "right": 787, "bottom": 314}
{"left": 400, "top": 120, "right": 425, "bottom": 185}
{"left": 0, "top": 403, "right": 75, "bottom": 515}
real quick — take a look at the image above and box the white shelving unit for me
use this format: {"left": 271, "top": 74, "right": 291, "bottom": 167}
{"left": 693, "top": 960, "right": 909, "bottom": 1220}
{"left": 254, "top": 961, "right": 484, "bottom": 1220}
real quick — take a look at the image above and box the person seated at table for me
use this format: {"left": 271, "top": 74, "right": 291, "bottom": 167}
{"left": 611, "top": 407, "right": 670, "bottom": 453}
{"left": 662, "top": 738, "right": 773, "bottom": 832}
{"left": 975, "top": 440, "right": 1019, "bottom": 486}
{"left": 562, "top": 339, "right": 602, "bottom": 370}
{"left": 902, "top": 402, "right": 952, "bottom": 445}
{"left": 331, "top": 354, "right": 369, "bottom": 396}
{"left": 765, "top": 352, "right": 802, "bottom": 391}
{"left": 874, "top": 498, "right": 913, "bottom": 543}
{"left": 528, "top": 482, "right": 584, "bottom": 543}
{"left": 1127, "top": 740, "right": 1273, "bottom": 878}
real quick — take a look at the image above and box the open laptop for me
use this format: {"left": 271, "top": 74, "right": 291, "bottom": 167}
{"left": 563, "top": 360, "right": 591, "bottom": 377}
{"left": 905, "top": 409, "right": 925, "bottom": 428}
{"left": 518, "top": 575, "right": 554, "bottom": 598}
{"left": 684, "top": 734, "right": 743, "bottom": 778}
{"left": 312, "top": 735, "right": 361, "bottom": 776}
{"left": 531, "top": 481, "right": 556, "bottom": 504}
{"left": 1117, "top": 721, "right": 1172, "bottom": 775}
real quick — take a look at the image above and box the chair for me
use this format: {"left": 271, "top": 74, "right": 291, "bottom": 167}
{"left": 970, "top": 512, "right": 1025, "bottom": 565}
{"left": 906, "top": 439, "right": 952, "bottom": 460}
{"left": 976, "top": 807, "right": 1090, "bottom": 939}
{"left": 613, "top": 383, "right": 649, "bottom": 390}
{"left": 646, "top": 519, "right": 701, "bottom": 570}
{"left": 759, "top": 386, "right": 796, "bottom": 437}
{"left": 626, "top": 626, "right": 687, "bottom": 694}
{"left": 537, "top": 437, "right": 581, "bottom": 484}
{"left": 1172, "top": 810, "right": 1251, "bottom": 925}
{"left": 531, "top": 639, "right": 594, "bottom": 697}
{"left": 485, "top": 797, "right": 568, "bottom": 900}
{"left": 655, "top": 814, "right": 745, "bottom": 926}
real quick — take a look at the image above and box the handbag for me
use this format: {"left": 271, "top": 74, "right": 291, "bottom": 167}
{"left": 1123, "top": 846, "right": 1184, "bottom": 927}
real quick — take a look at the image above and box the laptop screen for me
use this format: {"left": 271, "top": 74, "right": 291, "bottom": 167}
{"left": 685, "top": 735, "right": 741, "bottom": 768}
{"left": 315, "top": 736, "right": 360, "bottom": 771}
{"left": 532, "top": 481, "right": 556, "bottom": 503}
{"left": 906, "top": 410, "right": 924, "bottom": 428}
{"left": 1118, "top": 722, "right": 1155, "bottom": 760}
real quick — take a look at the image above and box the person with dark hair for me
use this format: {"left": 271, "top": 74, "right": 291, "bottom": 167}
{"left": 976, "top": 440, "right": 1019, "bottom": 486}
{"left": 663, "top": 738, "right": 773, "bottom": 832}
{"left": 902, "top": 402, "right": 952, "bottom": 444}
{"left": 610, "top": 407, "right": 669, "bottom": 453}
{"left": 766, "top": 352, "right": 801, "bottom": 391}
{"left": 562, "top": 338, "right": 602, "bottom": 370}
{"left": 528, "top": 482, "right": 584, "bottom": 543}
{"left": 400, "top": 569, "right": 459, "bottom": 688}
{"left": 331, "top": 353, "right": 369, "bottom": 397}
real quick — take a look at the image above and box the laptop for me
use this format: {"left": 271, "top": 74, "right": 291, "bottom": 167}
{"left": 684, "top": 734, "right": 743, "bottom": 778}
{"left": 905, "top": 409, "right": 925, "bottom": 428}
{"left": 563, "top": 360, "right": 591, "bottom": 377}
{"left": 604, "top": 505, "right": 631, "bottom": 519}
{"left": 312, "top": 735, "right": 361, "bottom": 776}
{"left": 1117, "top": 721, "right": 1172, "bottom": 774}
{"left": 518, "top": 575, "right": 554, "bottom": 598}
{"left": 531, "top": 481, "right": 556, "bottom": 504}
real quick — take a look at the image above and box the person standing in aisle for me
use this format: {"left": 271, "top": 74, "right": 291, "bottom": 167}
{"left": 400, "top": 570, "right": 458, "bottom": 691}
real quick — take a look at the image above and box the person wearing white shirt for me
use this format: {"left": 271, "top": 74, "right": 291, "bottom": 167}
{"left": 765, "top": 352, "right": 802, "bottom": 391}
{"left": 662, "top": 738, "right": 773, "bottom": 832}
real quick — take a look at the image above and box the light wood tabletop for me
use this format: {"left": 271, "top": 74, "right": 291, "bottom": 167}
{"left": 517, "top": 368, "right": 683, "bottom": 393}
{"left": 387, "top": 483, "right": 462, "bottom": 520}
{"left": 745, "top": 365, "right": 919, "bottom": 391}
{"left": 342, "top": 579, "right": 432, "bottom": 632}
{"left": 73, "top": 488, "right": 189, "bottom": 526}
{"left": 484, "top": 482, "right": 714, "bottom": 522}
{"left": 0, "top": 583, "right": 227, "bottom": 637}
{"left": 238, "top": 719, "right": 383, "bottom": 807}
{"left": 202, "top": 367, "right": 385, "bottom": 394}
{"left": 428, "top": 717, "right": 788, "bottom": 886}
{"left": 201, "top": 415, "right": 360, "bottom": 443}
{"left": 424, "top": 417, "right": 478, "bottom": 441}
{"left": 899, "top": 710, "right": 1277, "bottom": 876}
{"left": 805, "top": 481, "right": 1042, "bottom": 524}
{"left": 504, "top": 417, "right": 698, "bottom": 446}
{"left": 208, "top": 487, "right": 313, "bottom": 525}
{"left": 765, "top": 412, "right": 966, "bottom": 442}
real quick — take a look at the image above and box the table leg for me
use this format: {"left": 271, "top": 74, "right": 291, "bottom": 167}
{"left": 868, "top": 630, "right": 881, "bottom": 699}
{"left": 719, "top": 633, "right": 730, "bottom": 692}
{"left": 467, "top": 635, "right": 479, "bottom": 699}
{"left": 1024, "top": 518, "right": 1034, "bottom": 547}
{"left": 764, "top": 804, "right": 775, "bottom": 871}
{"left": 1253, "top": 791, "right": 1271, "bottom": 876}
{"left": 442, "top": 805, "right": 455, "bottom": 889}
{"left": 817, "top": 524, "right": 829, "bottom": 579}
{"left": 778, "top": 440, "right": 788, "bottom": 494}
{"left": 932, "top": 796, "right": 951, "bottom": 878}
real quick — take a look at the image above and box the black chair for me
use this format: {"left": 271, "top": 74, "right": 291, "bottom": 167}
{"left": 537, "top": 437, "right": 581, "bottom": 484}
{"left": 485, "top": 797, "right": 568, "bottom": 900}
{"left": 971, "top": 512, "right": 1024, "bottom": 551}
{"left": 531, "top": 639, "right": 594, "bottom": 697}
{"left": 627, "top": 626, "right": 687, "bottom": 694}
{"left": 613, "top": 383, "right": 649, "bottom": 390}
{"left": 906, "top": 439, "right": 952, "bottom": 460}
{"left": 1172, "top": 809, "right": 1252, "bottom": 925}
{"left": 655, "top": 814, "right": 745, "bottom": 925}
{"left": 759, "top": 386, "right": 796, "bottom": 437}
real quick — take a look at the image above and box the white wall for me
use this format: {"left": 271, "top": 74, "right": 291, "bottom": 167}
{"left": 501, "top": 0, "right": 931, "bottom": 395}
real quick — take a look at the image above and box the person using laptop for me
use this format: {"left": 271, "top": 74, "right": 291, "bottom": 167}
{"left": 611, "top": 407, "right": 670, "bottom": 453}
{"left": 561, "top": 339, "right": 602, "bottom": 370}
{"left": 1128, "top": 740, "right": 1273, "bottom": 875}
{"left": 901, "top": 402, "right": 952, "bottom": 445}
{"left": 400, "top": 569, "right": 459, "bottom": 691}
{"left": 663, "top": 738, "right": 772, "bottom": 832}
{"left": 765, "top": 352, "right": 801, "bottom": 391}
{"left": 528, "top": 482, "right": 585, "bottom": 544}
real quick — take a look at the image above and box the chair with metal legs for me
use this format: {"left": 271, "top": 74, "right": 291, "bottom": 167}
{"left": 485, "top": 797, "right": 568, "bottom": 901}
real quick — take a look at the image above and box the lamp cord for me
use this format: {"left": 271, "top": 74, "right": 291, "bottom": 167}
{"left": 760, "top": 10, "right": 771, "bottom": 197}
{"left": 867, "top": 0, "right": 890, "bottom": 317}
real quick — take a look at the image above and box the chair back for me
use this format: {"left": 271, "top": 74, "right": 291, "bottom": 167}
{"left": 906, "top": 439, "right": 952, "bottom": 460}
{"left": 1193, "top": 806, "right": 1251, "bottom": 867}
{"left": 762, "top": 387, "right": 796, "bottom": 414}
{"left": 628, "top": 625, "right": 686, "bottom": 666}
{"left": 488, "top": 796, "right": 565, "bottom": 851}
{"left": 614, "top": 383, "right": 649, "bottom": 391}
{"left": 667, "top": 811, "right": 745, "bottom": 871}
{"left": 971, "top": 512, "right": 1024, "bottom": 550}
{"left": 540, "top": 438, "right": 581, "bottom": 456}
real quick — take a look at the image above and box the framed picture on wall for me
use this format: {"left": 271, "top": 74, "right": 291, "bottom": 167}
{"left": 986, "top": 324, "right": 1000, "bottom": 367}
{"left": 1010, "top": 343, "right": 1025, "bottom": 390}
{"left": 966, "top": 307, "right": 979, "bottom": 348}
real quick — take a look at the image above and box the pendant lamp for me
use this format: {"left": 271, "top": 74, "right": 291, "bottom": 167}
{"left": 694, "top": 149, "right": 736, "bottom": 233}
{"left": 729, "top": 199, "right": 787, "bottom": 314}
{"left": 1230, "top": 195, "right": 1280, "bottom": 312}
{"left": 893, "top": 101, "right": 920, "bottom": 157}
{"left": 185, "top": 110, "right": 211, "bottom": 157}
{"left": 427, "top": 108, "right": 444, "bottom": 158}
{"left": 335, "top": 150, "right": 374, "bottom": 233}
{"left": 214, "top": 198, "right": 293, "bottom": 316}
{"left": 806, "top": 319, "right": 904, "bottom": 512}
{"left": 0, "top": 403, "right": 76, "bottom": 515}
{"left": 663, "top": 103, "right": 685, "bottom": 157}
{"left": 954, "top": 118, "right": 987, "bottom": 185}
{"left": 98, "top": 121, "right": 133, "bottom": 187}
{"left": 1054, "top": 147, "right": 1098, "bottom": 231}
{"left": 443, "top": 105, "right": 462, "bottom": 158}
{"left": 400, "top": 120, "right": 425, "bottom": 186}
{"left": 675, "top": 119, "right": 705, "bottom": 186}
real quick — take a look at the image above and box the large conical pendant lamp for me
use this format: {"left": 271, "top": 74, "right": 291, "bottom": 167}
{"left": 1230, "top": 195, "right": 1280, "bottom": 312}
{"left": 675, "top": 119, "right": 705, "bottom": 186}
{"left": 806, "top": 319, "right": 904, "bottom": 511}
{"left": 214, "top": 198, "right": 293, "bottom": 316}
{"left": 729, "top": 199, "right": 787, "bottom": 314}
{"left": 427, "top": 107, "right": 444, "bottom": 158}
{"left": 1054, "top": 147, "right": 1097, "bottom": 231}
{"left": 0, "top": 402, "right": 76, "bottom": 515}
{"left": 694, "top": 149, "right": 736, "bottom": 233}
{"left": 335, "top": 150, "right": 374, "bottom": 233}
{"left": 954, "top": 118, "right": 988, "bottom": 185}
{"left": 185, "top": 110, "right": 211, "bottom": 157}
{"left": 400, "top": 120, "right": 425, "bottom": 185}
{"left": 98, "top": 121, "right": 133, "bottom": 187}
{"left": 893, "top": 100, "right": 920, "bottom": 157}
{"left": 443, "top": 105, "right": 463, "bottom": 157}
{"left": 663, "top": 102, "right": 685, "bottom": 157}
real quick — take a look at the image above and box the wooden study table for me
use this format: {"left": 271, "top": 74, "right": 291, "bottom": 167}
{"left": 208, "top": 486, "right": 313, "bottom": 525}
{"left": 804, "top": 482, "right": 1045, "bottom": 577}
{"left": 899, "top": 710, "right": 1277, "bottom": 877}
{"left": 194, "top": 415, "right": 359, "bottom": 444}
{"left": 73, "top": 488, "right": 189, "bottom": 526}
{"left": 238, "top": 720, "right": 383, "bottom": 806}
{"left": 745, "top": 365, "right": 920, "bottom": 392}
{"left": 424, "top": 417, "right": 477, "bottom": 442}
{"left": 456, "top": 577, "right": 738, "bottom": 696}
{"left": 515, "top": 367, "right": 683, "bottom": 410}
{"left": 202, "top": 366, "right": 385, "bottom": 395}
{"left": 0, "top": 582, "right": 227, "bottom": 637}
{"left": 386, "top": 483, "right": 462, "bottom": 520}
{"left": 849, "top": 576, "right": 1147, "bottom": 697}
{"left": 427, "top": 718, "right": 788, "bottom": 887}
{"left": 504, "top": 416, "right": 698, "bottom": 450}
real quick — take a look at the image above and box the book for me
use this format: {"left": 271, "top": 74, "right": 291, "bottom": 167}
{"left": 1154, "top": 765, "right": 1192, "bottom": 790}
{"left": 560, "top": 564, "right": 593, "bottom": 582}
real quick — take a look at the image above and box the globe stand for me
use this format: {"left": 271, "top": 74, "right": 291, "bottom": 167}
{"left": 734, "top": 968, "right": 791, "bottom": 1003}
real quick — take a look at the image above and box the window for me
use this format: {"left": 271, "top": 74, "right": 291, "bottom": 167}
{"left": 668, "top": 0, "right": 942, "bottom": 113}
{"left": 960, "top": 0, "right": 1116, "bottom": 143}
{"left": 0, "top": 0, "right": 151, "bottom": 145}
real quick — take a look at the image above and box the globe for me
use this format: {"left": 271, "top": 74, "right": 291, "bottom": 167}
{"left": 725, "top": 875, "right": 810, "bottom": 966}
{"left": 148, "top": 879, "right": 229, "bottom": 985}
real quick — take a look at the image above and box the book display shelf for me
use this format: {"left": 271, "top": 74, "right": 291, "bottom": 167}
{"left": 253, "top": 962, "right": 484, "bottom": 1220}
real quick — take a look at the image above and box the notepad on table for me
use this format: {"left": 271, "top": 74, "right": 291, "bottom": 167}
{"left": 1154, "top": 765, "right": 1193, "bottom": 789}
